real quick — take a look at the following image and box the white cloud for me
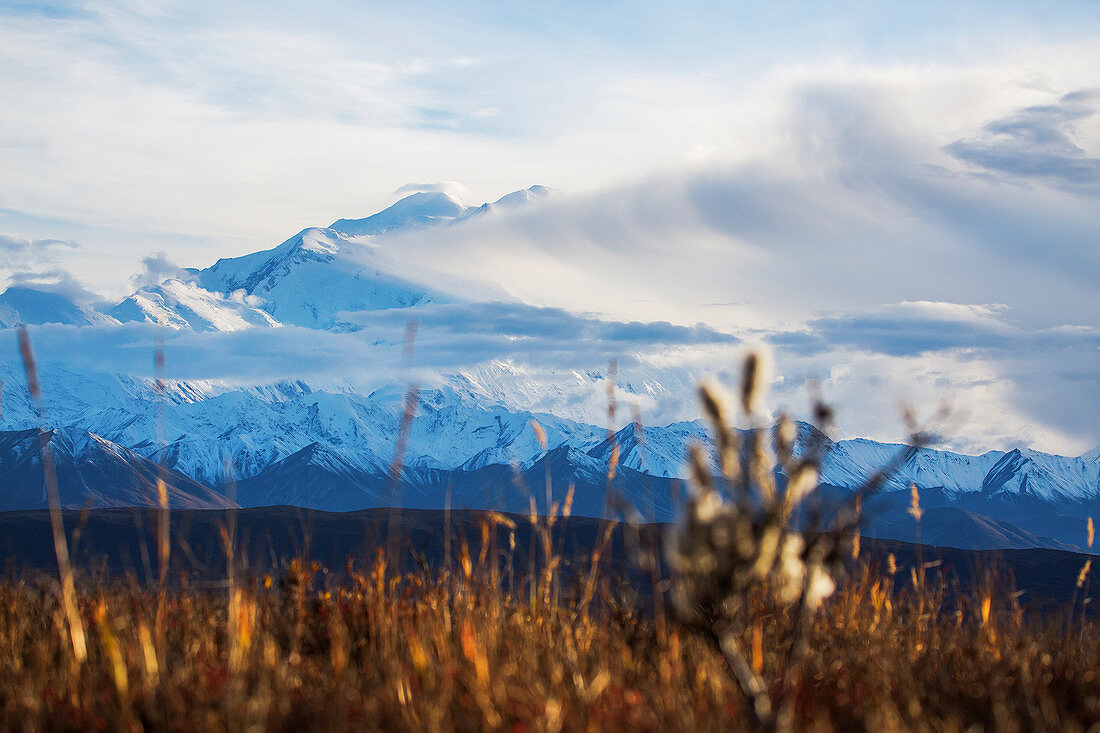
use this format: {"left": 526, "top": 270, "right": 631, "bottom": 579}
{"left": 0, "top": 232, "right": 75, "bottom": 264}
{"left": 360, "top": 85, "right": 1100, "bottom": 334}
{"left": 0, "top": 234, "right": 97, "bottom": 300}
{"left": 129, "top": 251, "right": 195, "bottom": 289}
{"left": 945, "top": 89, "right": 1100, "bottom": 188}
{"left": 0, "top": 1, "right": 1098, "bottom": 454}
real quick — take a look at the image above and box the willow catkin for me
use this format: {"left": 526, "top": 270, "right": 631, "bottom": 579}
{"left": 700, "top": 383, "right": 740, "bottom": 483}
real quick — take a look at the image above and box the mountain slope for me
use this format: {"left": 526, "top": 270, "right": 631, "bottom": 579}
{"left": 0, "top": 286, "right": 117, "bottom": 328}
{"left": 587, "top": 421, "right": 708, "bottom": 478}
{"left": 0, "top": 402, "right": 1097, "bottom": 550}
{"left": 820, "top": 438, "right": 1004, "bottom": 496}
{"left": 197, "top": 227, "right": 438, "bottom": 328}
{"left": 234, "top": 443, "right": 391, "bottom": 511}
{"left": 233, "top": 441, "right": 678, "bottom": 519}
{"left": 0, "top": 428, "right": 233, "bottom": 511}
{"left": 110, "top": 278, "right": 281, "bottom": 331}
{"left": 979, "top": 448, "right": 1100, "bottom": 503}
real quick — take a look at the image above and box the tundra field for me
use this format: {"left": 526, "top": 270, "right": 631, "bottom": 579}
{"left": 1, "top": 508, "right": 1099, "bottom": 733}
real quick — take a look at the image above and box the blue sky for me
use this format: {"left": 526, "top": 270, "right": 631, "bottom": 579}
{"left": 0, "top": 0, "right": 1098, "bottom": 453}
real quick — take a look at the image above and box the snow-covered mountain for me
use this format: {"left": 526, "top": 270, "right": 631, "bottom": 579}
{"left": 0, "top": 186, "right": 549, "bottom": 333}
{"left": 487, "top": 184, "right": 553, "bottom": 210}
{"left": 0, "top": 183, "right": 1096, "bottom": 552}
{"left": 196, "top": 226, "right": 438, "bottom": 328}
{"left": 0, "top": 362, "right": 607, "bottom": 485}
{"left": 819, "top": 438, "right": 1100, "bottom": 504}
{"left": 1, "top": 356, "right": 1098, "bottom": 547}
{"left": 194, "top": 187, "right": 549, "bottom": 328}
{"left": 0, "top": 286, "right": 117, "bottom": 328}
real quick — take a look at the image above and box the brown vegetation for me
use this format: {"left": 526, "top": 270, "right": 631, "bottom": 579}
{"left": 1, "top": 549, "right": 1099, "bottom": 732}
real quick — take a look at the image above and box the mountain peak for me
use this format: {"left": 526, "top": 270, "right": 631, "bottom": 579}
{"left": 330, "top": 191, "right": 469, "bottom": 236}
{"left": 492, "top": 185, "right": 553, "bottom": 208}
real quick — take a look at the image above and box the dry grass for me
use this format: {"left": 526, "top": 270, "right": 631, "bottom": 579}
{"left": 0, "top": 551, "right": 1098, "bottom": 732}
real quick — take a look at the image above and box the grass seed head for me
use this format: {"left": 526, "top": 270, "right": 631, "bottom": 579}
{"left": 739, "top": 351, "right": 764, "bottom": 415}
{"left": 907, "top": 483, "right": 923, "bottom": 522}
{"left": 530, "top": 419, "right": 549, "bottom": 451}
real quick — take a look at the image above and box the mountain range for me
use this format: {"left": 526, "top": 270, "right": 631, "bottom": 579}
{"left": 0, "top": 185, "right": 1097, "bottom": 553}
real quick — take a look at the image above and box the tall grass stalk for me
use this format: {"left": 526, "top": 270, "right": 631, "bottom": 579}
{"left": 17, "top": 325, "right": 87, "bottom": 663}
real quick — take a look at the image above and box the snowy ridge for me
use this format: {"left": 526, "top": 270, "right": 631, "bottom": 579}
{"left": 820, "top": 438, "right": 1100, "bottom": 503}
{"left": 110, "top": 278, "right": 281, "bottom": 331}
{"left": 0, "top": 369, "right": 1098, "bottom": 548}
{"left": 979, "top": 449, "right": 1100, "bottom": 503}
{"left": 819, "top": 438, "right": 1004, "bottom": 497}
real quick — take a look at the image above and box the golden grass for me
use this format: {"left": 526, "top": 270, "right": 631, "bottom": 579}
{"left": 1, "top": 552, "right": 1098, "bottom": 732}
{"left": 17, "top": 325, "right": 87, "bottom": 664}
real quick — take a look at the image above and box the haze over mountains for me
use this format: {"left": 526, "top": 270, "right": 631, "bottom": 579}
{"left": 0, "top": 186, "right": 1097, "bottom": 553}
